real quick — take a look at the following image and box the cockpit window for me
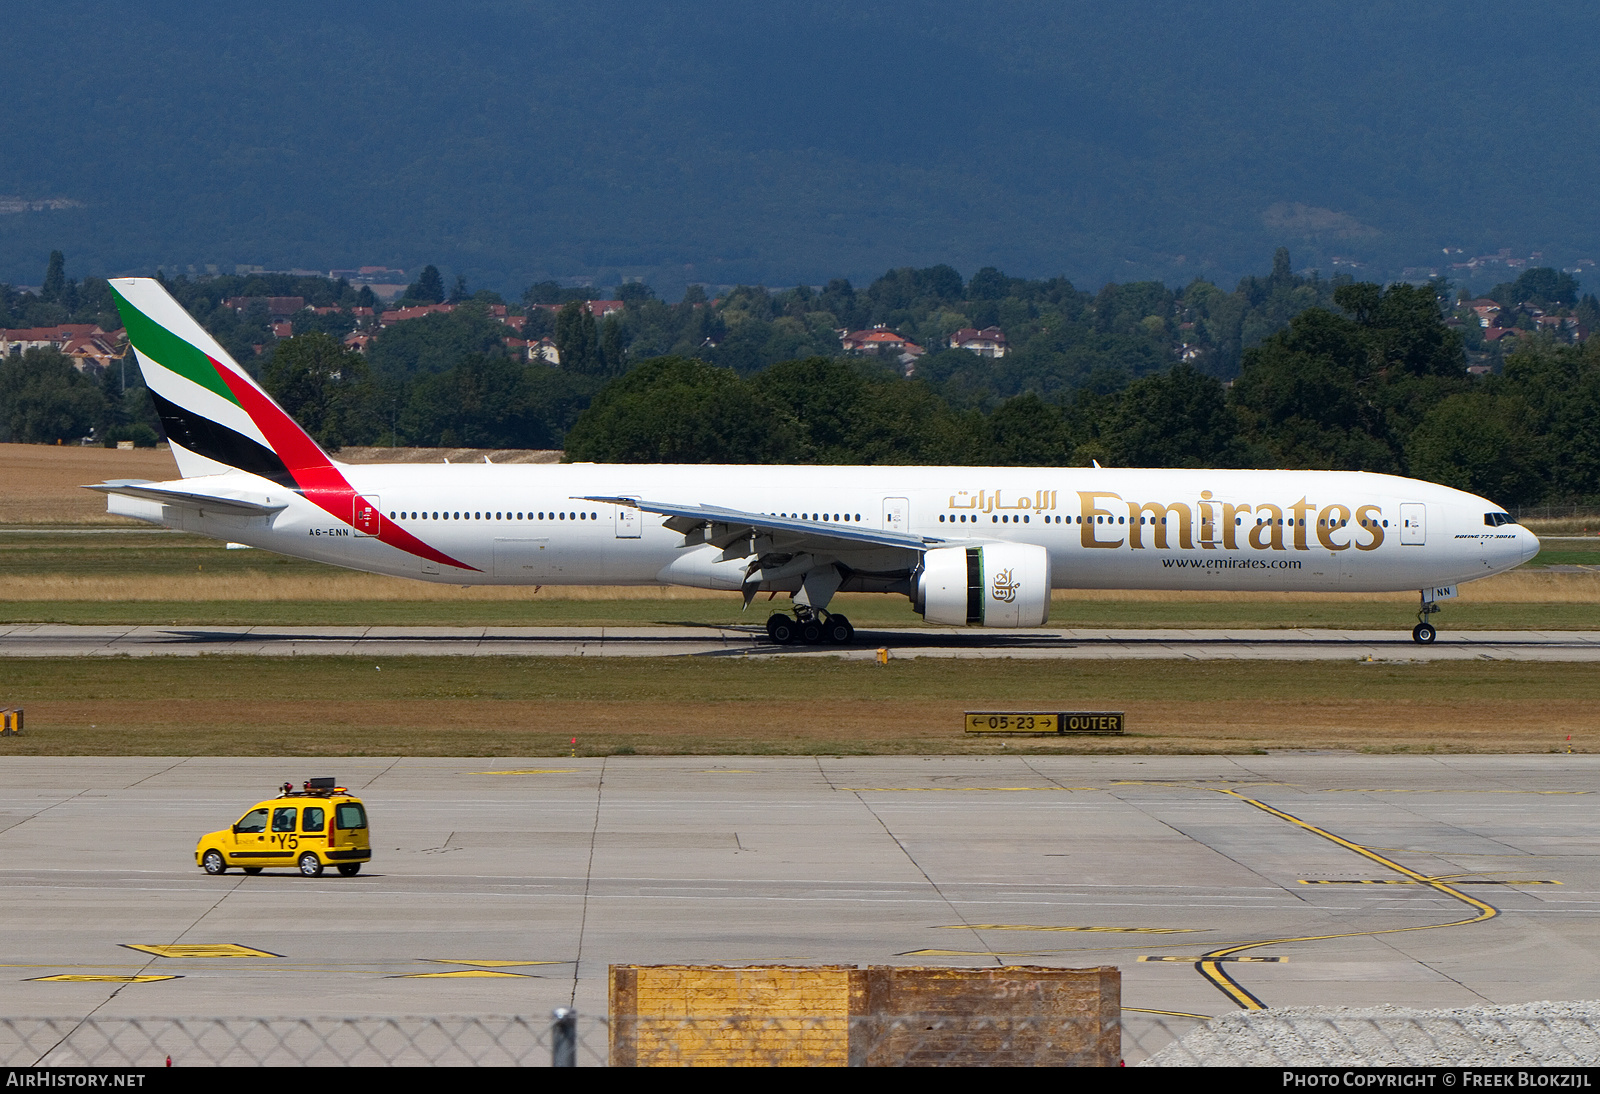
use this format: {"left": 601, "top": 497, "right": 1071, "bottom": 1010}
{"left": 1484, "top": 512, "right": 1517, "bottom": 527}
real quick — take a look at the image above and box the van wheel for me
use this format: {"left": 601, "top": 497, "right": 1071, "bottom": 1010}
{"left": 298, "top": 852, "right": 324, "bottom": 877}
{"left": 202, "top": 850, "right": 226, "bottom": 875}
{"left": 337, "top": 863, "right": 362, "bottom": 877}
{"left": 242, "top": 867, "right": 262, "bottom": 875}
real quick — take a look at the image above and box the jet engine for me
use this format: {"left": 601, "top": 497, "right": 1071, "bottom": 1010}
{"left": 912, "top": 543, "right": 1051, "bottom": 627}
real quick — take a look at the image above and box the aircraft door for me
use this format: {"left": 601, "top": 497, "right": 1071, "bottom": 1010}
{"left": 883, "top": 497, "right": 909, "bottom": 532}
{"left": 1400, "top": 503, "right": 1425, "bottom": 545}
{"left": 614, "top": 500, "right": 641, "bottom": 539}
{"left": 353, "top": 496, "right": 381, "bottom": 536}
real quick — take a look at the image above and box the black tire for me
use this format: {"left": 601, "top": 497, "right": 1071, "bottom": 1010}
{"left": 769, "top": 616, "right": 799, "bottom": 644}
{"left": 765, "top": 613, "right": 788, "bottom": 640}
{"left": 799, "top": 619, "right": 824, "bottom": 645}
{"left": 337, "top": 863, "right": 362, "bottom": 877}
{"left": 1413, "top": 622, "right": 1437, "bottom": 644}
{"left": 298, "top": 852, "right": 324, "bottom": 877}
{"left": 202, "top": 850, "right": 226, "bottom": 875}
{"left": 242, "top": 867, "right": 262, "bottom": 875}
{"left": 824, "top": 615, "right": 854, "bottom": 645}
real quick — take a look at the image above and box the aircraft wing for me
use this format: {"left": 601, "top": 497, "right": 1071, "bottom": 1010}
{"left": 579, "top": 496, "right": 946, "bottom": 554}
{"left": 88, "top": 479, "right": 290, "bottom": 517}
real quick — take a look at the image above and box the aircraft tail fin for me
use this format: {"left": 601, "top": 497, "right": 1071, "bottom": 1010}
{"left": 108, "top": 277, "right": 336, "bottom": 487}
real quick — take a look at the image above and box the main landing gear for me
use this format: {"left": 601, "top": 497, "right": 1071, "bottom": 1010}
{"left": 766, "top": 608, "right": 854, "bottom": 646}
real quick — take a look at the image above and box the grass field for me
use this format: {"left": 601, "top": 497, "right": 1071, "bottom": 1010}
{"left": 0, "top": 656, "right": 1594, "bottom": 757}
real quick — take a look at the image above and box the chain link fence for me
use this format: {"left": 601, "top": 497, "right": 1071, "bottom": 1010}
{"left": 3, "top": 1006, "right": 1596, "bottom": 1066}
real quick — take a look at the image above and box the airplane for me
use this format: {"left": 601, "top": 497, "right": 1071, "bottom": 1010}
{"left": 90, "top": 277, "right": 1540, "bottom": 646}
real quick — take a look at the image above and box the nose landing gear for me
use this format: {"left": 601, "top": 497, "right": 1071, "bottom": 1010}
{"left": 766, "top": 608, "right": 855, "bottom": 646}
{"left": 1413, "top": 593, "right": 1441, "bottom": 644}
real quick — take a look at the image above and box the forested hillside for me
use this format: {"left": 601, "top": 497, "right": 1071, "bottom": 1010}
{"left": 3, "top": 2, "right": 1598, "bottom": 292}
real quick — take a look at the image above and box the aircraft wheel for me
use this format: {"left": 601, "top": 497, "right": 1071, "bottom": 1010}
{"left": 824, "top": 615, "right": 854, "bottom": 645}
{"left": 1412, "top": 622, "right": 1436, "bottom": 644}
{"left": 768, "top": 615, "right": 799, "bottom": 645}
{"left": 800, "top": 619, "right": 824, "bottom": 645}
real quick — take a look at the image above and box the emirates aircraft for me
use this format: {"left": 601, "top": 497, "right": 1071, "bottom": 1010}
{"left": 92, "top": 278, "right": 1539, "bottom": 645}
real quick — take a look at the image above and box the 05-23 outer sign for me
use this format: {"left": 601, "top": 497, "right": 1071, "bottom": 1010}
{"left": 964, "top": 711, "right": 1125, "bottom": 735}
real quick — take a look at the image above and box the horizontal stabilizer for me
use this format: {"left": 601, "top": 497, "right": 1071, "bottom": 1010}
{"left": 87, "top": 479, "right": 290, "bottom": 516}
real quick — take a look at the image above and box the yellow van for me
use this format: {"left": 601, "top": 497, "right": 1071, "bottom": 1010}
{"left": 196, "top": 778, "right": 371, "bottom": 877}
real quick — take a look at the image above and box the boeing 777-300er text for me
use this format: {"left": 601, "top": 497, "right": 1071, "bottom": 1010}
{"left": 90, "top": 278, "right": 1540, "bottom": 645}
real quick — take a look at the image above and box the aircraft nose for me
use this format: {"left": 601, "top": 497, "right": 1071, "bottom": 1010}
{"left": 1520, "top": 525, "right": 1541, "bottom": 565}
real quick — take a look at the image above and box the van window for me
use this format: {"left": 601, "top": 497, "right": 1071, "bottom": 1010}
{"left": 236, "top": 808, "right": 268, "bottom": 833}
{"left": 302, "top": 807, "right": 325, "bottom": 832}
{"left": 336, "top": 803, "right": 368, "bottom": 830}
{"left": 272, "top": 807, "right": 297, "bottom": 833}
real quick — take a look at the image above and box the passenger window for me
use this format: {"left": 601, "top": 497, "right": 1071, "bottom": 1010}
{"left": 336, "top": 803, "right": 368, "bottom": 830}
{"left": 236, "top": 808, "right": 268, "bottom": 833}
{"left": 302, "top": 807, "right": 325, "bottom": 832}
{"left": 271, "top": 807, "right": 297, "bottom": 833}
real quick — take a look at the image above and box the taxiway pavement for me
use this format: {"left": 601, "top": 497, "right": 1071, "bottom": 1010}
{"left": 0, "top": 754, "right": 1595, "bottom": 1057}
{"left": 4, "top": 623, "right": 1600, "bottom": 660}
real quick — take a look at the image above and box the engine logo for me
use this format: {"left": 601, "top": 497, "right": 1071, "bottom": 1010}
{"left": 990, "top": 568, "right": 1019, "bottom": 603}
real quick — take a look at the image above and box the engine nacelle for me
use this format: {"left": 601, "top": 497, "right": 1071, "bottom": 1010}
{"left": 913, "top": 543, "right": 1051, "bottom": 627}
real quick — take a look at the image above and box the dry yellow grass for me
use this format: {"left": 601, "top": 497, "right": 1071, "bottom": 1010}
{"left": 0, "top": 442, "right": 180, "bottom": 523}
{"left": 3, "top": 571, "right": 1592, "bottom": 604}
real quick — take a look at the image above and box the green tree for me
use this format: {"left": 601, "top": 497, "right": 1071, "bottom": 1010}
{"left": 554, "top": 300, "right": 600, "bottom": 374}
{"left": 262, "top": 332, "right": 374, "bottom": 448}
{"left": 1406, "top": 392, "right": 1544, "bottom": 506}
{"left": 0, "top": 349, "right": 105, "bottom": 443}
{"left": 40, "top": 251, "right": 65, "bottom": 304}
{"left": 1103, "top": 363, "right": 1243, "bottom": 467}
{"left": 407, "top": 265, "right": 445, "bottom": 304}
{"left": 563, "top": 356, "right": 798, "bottom": 463}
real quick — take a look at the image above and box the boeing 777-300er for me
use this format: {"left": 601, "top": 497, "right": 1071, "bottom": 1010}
{"left": 90, "top": 278, "right": 1540, "bottom": 645}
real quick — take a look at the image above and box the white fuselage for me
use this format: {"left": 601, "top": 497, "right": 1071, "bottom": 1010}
{"left": 110, "top": 463, "right": 1539, "bottom": 596}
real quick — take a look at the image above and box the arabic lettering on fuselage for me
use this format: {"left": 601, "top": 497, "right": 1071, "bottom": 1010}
{"left": 947, "top": 490, "right": 1059, "bottom": 514}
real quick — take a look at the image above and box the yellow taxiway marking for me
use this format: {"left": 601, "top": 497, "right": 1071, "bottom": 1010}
{"left": 898, "top": 947, "right": 1157, "bottom": 958}
{"left": 1197, "top": 787, "right": 1499, "bottom": 1011}
{"left": 472, "top": 769, "right": 578, "bottom": 775}
{"left": 838, "top": 787, "right": 1090, "bottom": 793}
{"left": 398, "top": 970, "right": 531, "bottom": 979}
{"left": 1126, "top": 1007, "right": 1212, "bottom": 1020}
{"left": 27, "top": 975, "right": 181, "bottom": 983}
{"left": 1298, "top": 878, "right": 1559, "bottom": 886}
{"left": 1319, "top": 789, "right": 1588, "bottom": 795}
{"left": 947, "top": 925, "right": 1202, "bottom": 934}
{"left": 423, "top": 960, "right": 565, "bottom": 967}
{"left": 123, "top": 943, "right": 282, "bottom": 959}
{"left": 1139, "top": 956, "right": 1284, "bottom": 963}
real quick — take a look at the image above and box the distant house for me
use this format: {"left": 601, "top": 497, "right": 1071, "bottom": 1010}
{"left": 379, "top": 303, "right": 454, "bottom": 326}
{"left": 841, "top": 326, "right": 921, "bottom": 357}
{"left": 224, "top": 296, "right": 306, "bottom": 318}
{"left": 528, "top": 336, "right": 560, "bottom": 365}
{"left": 343, "top": 332, "right": 374, "bottom": 354}
{"left": 1483, "top": 326, "right": 1520, "bottom": 343}
{"left": 271, "top": 321, "right": 293, "bottom": 339}
{"left": 1465, "top": 299, "right": 1502, "bottom": 328}
{"left": 0, "top": 325, "right": 126, "bottom": 373}
{"left": 528, "top": 300, "right": 625, "bottom": 319}
{"left": 947, "top": 326, "right": 1007, "bottom": 358}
